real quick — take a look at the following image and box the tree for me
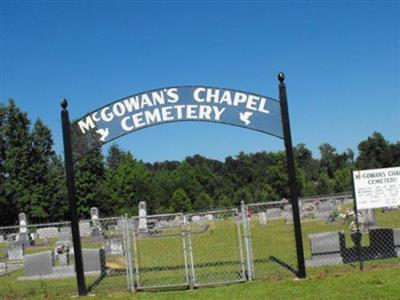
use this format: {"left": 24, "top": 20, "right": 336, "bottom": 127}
{"left": 106, "top": 144, "right": 127, "bottom": 172}
{"left": 319, "top": 143, "right": 338, "bottom": 178}
{"left": 333, "top": 167, "right": 352, "bottom": 193}
{"left": 2, "top": 99, "right": 32, "bottom": 225}
{"left": 216, "top": 195, "right": 233, "bottom": 208}
{"left": 104, "top": 153, "right": 152, "bottom": 215}
{"left": 26, "top": 119, "right": 56, "bottom": 222}
{"left": 170, "top": 188, "right": 191, "bottom": 212}
{"left": 75, "top": 148, "right": 107, "bottom": 218}
{"left": 316, "top": 173, "right": 332, "bottom": 195}
{"left": 193, "top": 192, "right": 213, "bottom": 211}
{"left": 356, "top": 132, "right": 391, "bottom": 169}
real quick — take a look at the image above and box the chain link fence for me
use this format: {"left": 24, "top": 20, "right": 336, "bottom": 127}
{"left": 1, "top": 193, "right": 399, "bottom": 298}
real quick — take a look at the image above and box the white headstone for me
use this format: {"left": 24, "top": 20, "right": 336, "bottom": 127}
{"left": 36, "top": 227, "right": 59, "bottom": 239}
{"left": 138, "top": 201, "right": 148, "bottom": 232}
{"left": 258, "top": 212, "right": 267, "bottom": 225}
{"left": 79, "top": 221, "right": 91, "bottom": 237}
{"left": 8, "top": 242, "right": 23, "bottom": 260}
{"left": 19, "top": 213, "right": 27, "bottom": 234}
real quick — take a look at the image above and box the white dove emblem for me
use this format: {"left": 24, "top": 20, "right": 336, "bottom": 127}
{"left": 239, "top": 112, "right": 253, "bottom": 126}
{"left": 96, "top": 128, "right": 109, "bottom": 142}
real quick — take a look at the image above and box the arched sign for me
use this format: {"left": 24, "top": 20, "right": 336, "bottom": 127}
{"left": 70, "top": 86, "right": 283, "bottom": 159}
{"left": 60, "top": 73, "right": 305, "bottom": 296}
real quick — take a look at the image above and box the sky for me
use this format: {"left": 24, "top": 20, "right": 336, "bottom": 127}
{"left": 1, "top": 1, "right": 399, "bottom": 163}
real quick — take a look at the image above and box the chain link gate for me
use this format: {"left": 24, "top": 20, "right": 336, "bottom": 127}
{"left": 127, "top": 213, "right": 189, "bottom": 290}
{"left": 185, "top": 209, "right": 246, "bottom": 287}
{"left": 243, "top": 201, "right": 298, "bottom": 281}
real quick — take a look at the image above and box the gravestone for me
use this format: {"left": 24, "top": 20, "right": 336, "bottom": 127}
{"left": 7, "top": 241, "right": 24, "bottom": 260}
{"left": 204, "top": 214, "right": 213, "bottom": 221}
{"left": 192, "top": 215, "right": 201, "bottom": 223}
{"left": 58, "top": 253, "right": 68, "bottom": 266}
{"left": 315, "top": 202, "right": 334, "bottom": 220}
{"left": 266, "top": 208, "right": 282, "bottom": 219}
{"left": 359, "top": 209, "right": 377, "bottom": 231}
{"left": 138, "top": 201, "right": 148, "bottom": 233}
{"left": 283, "top": 204, "right": 293, "bottom": 224}
{"left": 18, "top": 213, "right": 30, "bottom": 247}
{"left": 393, "top": 228, "right": 400, "bottom": 247}
{"left": 90, "top": 207, "right": 104, "bottom": 242}
{"left": 104, "top": 238, "right": 124, "bottom": 256}
{"left": 36, "top": 227, "right": 59, "bottom": 239}
{"left": 24, "top": 251, "right": 53, "bottom": 277}
{"left": 59, "top": 227, "right": 71, "bottom": 241}
{"left": 116, "top": 219, "right": 125, "bottom": 232}
{"left": 79, "top": 221, "right": 91, "bottom": 237}
{"left": 0, "top": 235, "right": 4, "bottom": 242}
{"left": 82, "top": 248, "right": 105, "bottom": 273}
{"left": 308, "top": 231, "right": 341, "bottom": 256}
{"left": 258, "top": 212, "right": 267, "bottom": 225}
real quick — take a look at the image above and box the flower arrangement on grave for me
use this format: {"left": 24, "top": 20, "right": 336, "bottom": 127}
{"left": 339, "top": 208, "right": 363, "bottom": 245}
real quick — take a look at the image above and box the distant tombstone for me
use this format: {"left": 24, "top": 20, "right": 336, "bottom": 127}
{"left": 0, "top": 235, "right": 4, "bottom": 242}
{"left": 308, "top": 231, "right": 341, "bottom": 256}
{"left": 104, "top": 238, "right": 124, "bottom": 256}
{"left": 18, "top": 213, "right": 30, "bottom": 247}
{"left": 58, "top": 253, "right": 68, "bottom": 266}
{"left": 8, "top": 242, "right": 24, "bottom": 260}
{"left": 393, "top": 228, "right": 400, "bottom": 247}
{"left": 192, "top": 215, "right": 201, "bottom": 223}
{"left": 82, "top": 248, "right": 105, "bottom": 273}
{"left": 283, "top": 205, "right": 293, "bottom": 224}
{"left": 315, "top": 202, "right": 334, "bottom": 220}
{"left": 108, "top": 225, "right": 118, "bottom": 235}
{"left": 90, "top": 207, "right": 100, "bottom": 228}
{"left": 24, "top": 251, "right": 53, "bottom": 277}
{"left": 138, "top": 201, "right": 148, "bottom": 232}
{"left": 258, "top": 212, "right": 267, "bottom": 225}
{"left": 79, "top": 221, "right": 91, "bottom": 237}
{"left": 117, "top": 219, "right": 125, "bottom": 232}
{"left": 36, "top": 227, "right": 59, "bottom": 239}
{"left": 59, "top": 227, "right": 72, "bottom": 241}
{"left": 359, "top": 209, "right": 377, "bottom": 230}
{"left": 266, "top": 208, "right": 282, "bottom": 219}
{"left": 204, "top": 214, "right": 213, "bottom": 221}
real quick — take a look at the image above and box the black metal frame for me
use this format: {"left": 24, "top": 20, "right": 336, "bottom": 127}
{"left": 60, "top": 73, "right": 307, "bottom": 296}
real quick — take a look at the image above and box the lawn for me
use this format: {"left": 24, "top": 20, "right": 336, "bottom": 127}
{"left": 0, "top": 207, "right": 399, "bottom": 299}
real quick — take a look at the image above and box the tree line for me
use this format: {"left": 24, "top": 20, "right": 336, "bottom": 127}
{"left": 0, "top": 99, "right": 399, "bottom": 226}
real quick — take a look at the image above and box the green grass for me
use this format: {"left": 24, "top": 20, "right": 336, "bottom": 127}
{"left": 0, "top": 208, "right": 399, "bottom": 299}
{"left": 1, "top": 266, "right": 399, "bottom": 299}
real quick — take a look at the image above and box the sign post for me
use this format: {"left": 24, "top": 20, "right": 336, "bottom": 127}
{"left": 278, "top": 72, "right": 306, "bottom": 278}
{"left": 61, "top": 99, "right": 87, "bottom": 296}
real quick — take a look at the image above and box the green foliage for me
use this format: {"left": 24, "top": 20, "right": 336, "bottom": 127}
{"left": 104, "top": 152, "right": 152, "bottom": 216}
{"left": 0, "top": 100, "right": 399, "bottom": 224}
{"left": 356, "top": 132, "right": 392, "bottom": 169}
{"left": 170, "top": 188, "right": 192, "bottom": 212}
{"left": 193, "top": 192, "right": 214, "bottom": 211}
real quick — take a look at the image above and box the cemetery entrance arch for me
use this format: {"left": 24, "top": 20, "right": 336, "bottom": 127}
{"left": 61, "top": 73, "right": 305, "bottom": 295}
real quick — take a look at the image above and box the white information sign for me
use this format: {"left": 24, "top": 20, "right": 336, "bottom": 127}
{"left": 353, "top": 167, "right": 400, "bottom": 209}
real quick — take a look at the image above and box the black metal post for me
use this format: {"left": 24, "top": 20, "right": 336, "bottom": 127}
{"left": 351, "top": 171, "right": 364, "bottom": 271}
{"left": 278, "top": 72, "right": 306, "bottom": 278}
{"left": 61, "top": 99, "right": 87, "bottom": 296}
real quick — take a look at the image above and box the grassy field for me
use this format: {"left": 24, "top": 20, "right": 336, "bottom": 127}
{"left": 0, "top": 207, "right": 399, "bottom": 299}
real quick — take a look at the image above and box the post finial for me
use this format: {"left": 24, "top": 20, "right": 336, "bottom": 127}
{"left": 278, "top": 72, "right": 285, "bottom": 83}
{"left": 61, "top": 99, "right": 68, "bottom": 110}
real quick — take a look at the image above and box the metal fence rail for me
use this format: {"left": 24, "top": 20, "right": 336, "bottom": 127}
{"left": 0, "top": 193, "right": 399, "bottom": 297}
